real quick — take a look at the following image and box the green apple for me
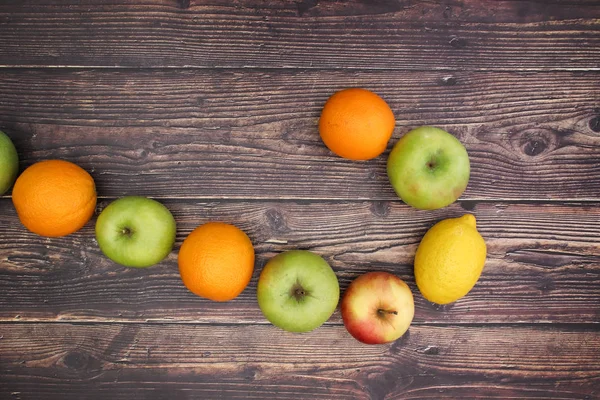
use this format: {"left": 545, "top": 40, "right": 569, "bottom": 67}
{"left": 387, "top": 126, "right": 470, "bottom": 210}
{"left": 257, "top": 250, "right": 339, "bottom": 333}
{"left": 0, "top": 130, "right": 19, "bottom": 195}
{"left": 96, "top": 196, "right": 176, "bottom": 268}
{"left": 341, "top": 271, "right": 414, "bottom": 344}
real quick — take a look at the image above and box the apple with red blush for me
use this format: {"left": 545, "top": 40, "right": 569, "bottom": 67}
{"left": 341, "top": 271, "right": 414, "bottom": 344}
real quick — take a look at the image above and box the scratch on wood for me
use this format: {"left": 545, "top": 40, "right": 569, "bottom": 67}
{"left": 265, "top": 239, "right": 288, "bottom": 244}
{"left": 416, "top": 345, "right": 440, "bottom": 355}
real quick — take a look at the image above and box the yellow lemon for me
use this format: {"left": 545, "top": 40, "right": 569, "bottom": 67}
{"left": 414, "top": 214, "right": 486, "bottom": 304}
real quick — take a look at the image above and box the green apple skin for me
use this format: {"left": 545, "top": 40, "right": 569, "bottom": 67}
{"left": 387, "top": 126, "right": 470, "bottom": 210}
{"left": 0, "top": 130, "right": 19, "bottom": 195}
{"left": 96, "top": 196, "right": 176, "bottom": 268}
{"left": 341, "top": 271, "right": 414, "bottom": 344}
{"left": 257, "top": 250, "right": 340, "bottom": 333}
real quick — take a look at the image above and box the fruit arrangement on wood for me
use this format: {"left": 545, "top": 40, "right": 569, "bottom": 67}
{"left": 0, "top": 87, "right": 487, "bottom": 344}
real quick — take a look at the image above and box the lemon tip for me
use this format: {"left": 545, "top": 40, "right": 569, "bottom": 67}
{"left": 459, "top": 213, "right": 477, "bottom": 228}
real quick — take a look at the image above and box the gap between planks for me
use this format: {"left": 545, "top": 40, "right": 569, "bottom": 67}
{"left": 0, "top": 66, "right": 599, "bottom": 73}
{"left": 0, "top": 319, "right": 598, "bottom": 328}
{"left": 2, "top": 196, "right": 600, "bottom": 203}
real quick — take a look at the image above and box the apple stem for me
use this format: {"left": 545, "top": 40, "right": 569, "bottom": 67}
{"left": 291, "top": 282, "right": 308, "bottom": 301}
{"left": 378, "top": 309, "right": 398, "bottom": 316}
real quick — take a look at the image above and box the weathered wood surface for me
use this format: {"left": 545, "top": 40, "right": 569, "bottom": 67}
{"left": 1, "top": 199, "right": 598, "bottom": 324}
{"left": 0, "top": 323, "right": 598, "bottom": 400}
{"left": 1, "top": 70, "right": 599, "bottom": 200}
{"left": 1, "top": 0, "right": 599, "bottom": 398}
{"left": 0, "top": 0, "right": 599, "bottom": 70}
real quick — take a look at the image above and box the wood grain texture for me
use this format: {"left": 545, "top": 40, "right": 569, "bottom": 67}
{"left": 1, "top": 2, "right": 599, "bottom": 398}
{"left": 0, "top": 0, "right": 599, "bottom": 70}
{"left": 0, "top": 323, "right": 598, "bottom": 399}
{"left": 1, "top": 69, "right": 599, "bottom": 200}
{"left": 1, "top": 199, "right": 598, "bottom": 324}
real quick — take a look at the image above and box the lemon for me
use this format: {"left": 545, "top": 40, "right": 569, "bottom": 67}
{"left": 414, "top": 214, "right": 486, "bottom": 304}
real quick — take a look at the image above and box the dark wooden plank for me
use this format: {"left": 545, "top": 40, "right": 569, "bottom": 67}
{"left": 0, "top": 323, "right": 598, "bottom": 399}
{"left": 1, "top": 69, "right": 599, "bottom": 200}
{"left": 1, "top": 199, "right": 598, "bottom": 324}
{"left": 0, "top": 1, "right": 599, "bottom": 70}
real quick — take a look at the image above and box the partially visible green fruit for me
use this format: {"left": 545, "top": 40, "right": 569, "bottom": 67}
{"left": 0, "top": 131, "right": 19, "bottom": 195}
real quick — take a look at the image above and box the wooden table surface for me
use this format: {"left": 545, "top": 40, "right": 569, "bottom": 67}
{"left": 1, "top": 1, "right": 599, "bottom": 399}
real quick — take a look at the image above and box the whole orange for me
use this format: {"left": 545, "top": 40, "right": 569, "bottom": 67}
{"left": 12, "top": 160, "right": 97, "bottom": 237}
{"left": 178, "top": 222, "right": 255, "bottom": 302}
{"left": 319, "top": 88, "right": 395, "bottom": 160}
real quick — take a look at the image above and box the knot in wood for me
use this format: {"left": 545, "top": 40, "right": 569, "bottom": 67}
{"left": 589, "top": 116, "right": 600, "bottom": 133}
{"left": 62, "top": 351, "right": 91, "bottom": 371}
{"left": 265, "top": 208, "right": 289, "bottom": 233}
{"left": 370, "top": 201, "right": 390, "bottom": 217}
{"left": 523, "top": 139, "right": 547, "bottom": 157}
{"left": 513, "top": 129, "right": 560, "bottom": 158}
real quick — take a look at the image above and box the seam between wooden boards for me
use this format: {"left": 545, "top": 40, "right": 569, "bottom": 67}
{"left": 0, "top": 320, "right": 598, "bottom": 328}
{"left": 3, "top": 197, "right": 600, "bottom": 203}
{"left": 0, "top": 66, "right": 599, "bottom": 72}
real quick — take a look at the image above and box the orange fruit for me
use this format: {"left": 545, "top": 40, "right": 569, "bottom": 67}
{"left": 319, "top": 88, "right": 395, "bottom": 160}
{"left": 12, "top": 160, "right": 96, "bottom": 237}
{"left": 178, "top": 222, "right": 255, "bottom": 302}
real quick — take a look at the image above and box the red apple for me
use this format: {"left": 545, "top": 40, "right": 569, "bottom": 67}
{"left": 341, "top": 271, "right": 414, "bottom": 344}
